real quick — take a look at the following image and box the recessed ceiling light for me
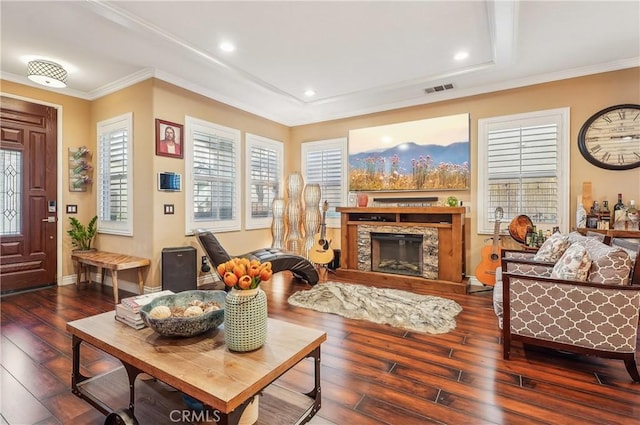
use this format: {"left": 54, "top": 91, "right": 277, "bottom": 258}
{"left": 304, "top": 89, "right": 316, "bottom": 97}
{"left": 454, "top": 51, "right": 469, "bottom": 61}
{"left": 219, "top": 41, "right": 236, "bottom": 52}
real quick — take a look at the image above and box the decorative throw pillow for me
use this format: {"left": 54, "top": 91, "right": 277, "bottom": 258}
{"left": 534, "top": 232, "right": 569, "bottom": 262}
{"left": 581, "top": 238, "right": 632, "bottom": 285}
{"left": 566, "top": 231, "right": 588, "bottom": 245}
{"left": 551, "top": 243, "right": 591, "bottom": 281}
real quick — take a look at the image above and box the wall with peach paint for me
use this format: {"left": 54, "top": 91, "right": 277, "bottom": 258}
{"left": 2, "top": 67, "right": 638, "bottom": 290}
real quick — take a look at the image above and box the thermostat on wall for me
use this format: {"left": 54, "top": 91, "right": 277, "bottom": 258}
{"left": 158, "top": 172, "right": 182, "bottom": 192}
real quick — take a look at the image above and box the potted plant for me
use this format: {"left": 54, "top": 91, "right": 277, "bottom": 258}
{"left": 67, "top": 215, "right": 98, "bottom": 252}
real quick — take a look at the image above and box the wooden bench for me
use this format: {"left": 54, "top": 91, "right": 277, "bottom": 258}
{"left": 71, "top": 251, "right": 150, "bottom": 304}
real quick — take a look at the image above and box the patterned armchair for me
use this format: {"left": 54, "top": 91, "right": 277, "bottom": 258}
{"left": 500, "top": 237, "right": 640, "bottom": 382}
{"left": 493, "top": 249, "right": 555, "bottom": 329}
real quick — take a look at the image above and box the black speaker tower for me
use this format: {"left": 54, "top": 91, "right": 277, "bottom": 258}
{"left": 162, "top": 246, "right": 197, "bottom": 292}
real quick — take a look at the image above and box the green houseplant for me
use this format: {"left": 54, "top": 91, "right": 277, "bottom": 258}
{"left": 67, "top": 215, "right": 98, "bottom": 251}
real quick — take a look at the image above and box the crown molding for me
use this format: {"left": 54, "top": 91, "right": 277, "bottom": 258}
{"left": 86, "top": 68, "right": 155, "bottom": 100}
{"left": 3, "top": 58, "right": 638, "bottom": 127}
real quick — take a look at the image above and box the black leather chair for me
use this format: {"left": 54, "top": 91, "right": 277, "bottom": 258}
{"left": 195, "top": 229, "right": 319, "bottom": 287}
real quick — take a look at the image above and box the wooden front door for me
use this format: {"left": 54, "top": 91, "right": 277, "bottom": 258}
{"left": 0, "top": 96, "right": 58, "bottom": 293}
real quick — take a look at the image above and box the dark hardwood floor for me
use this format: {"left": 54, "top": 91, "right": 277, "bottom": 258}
{"left": 1, "top": 273, "right": 639, "bottom": 424}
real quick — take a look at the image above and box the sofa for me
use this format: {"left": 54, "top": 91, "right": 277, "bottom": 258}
{"left": 493, "top": 231, "right": 640, "bottom": 382}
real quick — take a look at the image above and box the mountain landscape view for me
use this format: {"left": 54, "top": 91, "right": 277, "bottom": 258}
{"left": 349, "top": 141, "right": 469, "bottom": 173}
{"left": 348, "top": 140, "right": 470, "bottom": 191}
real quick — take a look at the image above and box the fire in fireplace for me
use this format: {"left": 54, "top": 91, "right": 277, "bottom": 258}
{"left": 370, "top": 232, "right": 423, "bottom": 277}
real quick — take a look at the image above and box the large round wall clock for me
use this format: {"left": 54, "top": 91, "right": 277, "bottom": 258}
{"left": 577, "top": 104, "right": 640, "bottom": 170}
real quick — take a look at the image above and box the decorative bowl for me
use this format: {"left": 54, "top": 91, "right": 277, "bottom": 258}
{"left": 508, "top": 214, "right": 534, "bottom": 244}
{"left": 139, "top": 290, "right": 226, "bottom": 337}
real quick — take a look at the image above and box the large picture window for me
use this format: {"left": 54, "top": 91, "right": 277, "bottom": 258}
{"left": 301, "top": 137, "right": 348, "bottom": 228}
{"left": 96, "top": 113, "right": 133, "bottom": 235}
{"left": 185, "top": 116, "right": 241, "bottom": 233}
{"left": 245, "top": 134, "right": 283, "bottom": 230}
{"left": 477, "top": 108, "right": 570, "bottom": 234}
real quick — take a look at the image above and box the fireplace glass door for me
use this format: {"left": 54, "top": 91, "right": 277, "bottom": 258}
{"left": 371, "top": 232, "right": 423, "bottom": 277}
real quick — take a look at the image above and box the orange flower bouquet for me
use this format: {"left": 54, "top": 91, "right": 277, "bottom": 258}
{"left": 216, "top": 258, "right": 273, "bottom": 290}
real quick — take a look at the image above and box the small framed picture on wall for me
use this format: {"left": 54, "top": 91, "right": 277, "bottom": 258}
{"left": 155, "top": 119, "right": 184, "bottom": 159}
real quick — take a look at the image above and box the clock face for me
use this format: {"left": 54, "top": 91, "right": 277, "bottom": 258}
{"left": 578, "top": 104, "right": 640, "bottom": 170}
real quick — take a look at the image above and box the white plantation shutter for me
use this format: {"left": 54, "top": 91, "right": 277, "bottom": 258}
{"left": 245, "top": 134, "right": 283, "bottom": 229}
{"left": 185, "top": 117, "right": 241, "bottom": 233}
{"left": 301, "top": 138, "right": 348, "bottom": 227}
{"left": 97, "top": 113, "right": 133, "bottom": 235}
{"left": 478, "top": 108, "right": 569, "bottom": 233}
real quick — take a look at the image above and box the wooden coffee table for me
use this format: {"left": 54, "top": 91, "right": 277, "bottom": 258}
{"left": 67, "top": 313, "right": 327, "bottom": 424}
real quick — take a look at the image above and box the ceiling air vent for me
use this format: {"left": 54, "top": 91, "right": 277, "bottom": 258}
{"left": 424, "top": 83, "right": 455, "bottom": 94}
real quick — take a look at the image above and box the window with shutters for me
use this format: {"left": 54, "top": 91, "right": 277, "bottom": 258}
{"left": 477, "top": 108, "right": 569, "bottom": 234}
{"left": 301, "top": 137, "right": 348, "bottom": 228}
{"left": 245, "top": 134, "right": 283, "bottom": 230}
{"left": 185, "top": 116, "right": 241, "bottom": 233}
{"left": 96, "top": 113, "right": 133, "bottom": 235}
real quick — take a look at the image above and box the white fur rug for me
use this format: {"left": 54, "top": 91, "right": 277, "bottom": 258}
{"left": 287, "top": 282, "right": 462, "bottom": 334}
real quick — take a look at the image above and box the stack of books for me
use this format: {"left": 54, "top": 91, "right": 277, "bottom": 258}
{"left": 115, "top": 290, "right": 175, "bottom": 329}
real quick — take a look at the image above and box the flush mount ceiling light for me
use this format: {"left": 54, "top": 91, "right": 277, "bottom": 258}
{"left": 304, "top": 89, "right": 316, "bottom": 97}
{"left": 27, "top": 60, "right": 67, "bottom": 88}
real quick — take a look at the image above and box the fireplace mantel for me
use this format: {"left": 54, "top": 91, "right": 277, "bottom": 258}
{"left": 335, "top": 207, "right": 467, "bottom": 294}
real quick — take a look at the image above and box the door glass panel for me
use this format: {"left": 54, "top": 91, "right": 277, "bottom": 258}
{"left": 1, "top": 149, "right": 22, "bottom": 236}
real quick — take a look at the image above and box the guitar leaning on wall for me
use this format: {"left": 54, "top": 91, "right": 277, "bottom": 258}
{"left": 474, "top": 207, "right": 504, "bottom": 286}
{"left": 308, "top": 201, "right": 334, "bottom": 265}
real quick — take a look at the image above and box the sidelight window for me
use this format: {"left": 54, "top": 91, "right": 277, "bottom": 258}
{"left": 0, "top": 150, "right": 22, "bottom": 235}
{"left": 97, "top": 113, "right": 133, "bottom": 235}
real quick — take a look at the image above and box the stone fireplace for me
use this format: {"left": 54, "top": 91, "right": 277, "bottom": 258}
{"left": 356, "top": 224, "right": 438, "bottom": 279}
{"left": 335, "top": 207, "right": 466, "bottom": 294}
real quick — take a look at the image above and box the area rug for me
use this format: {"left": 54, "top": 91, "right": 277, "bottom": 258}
{"left": 287, "top": 282, "right": 462, "bottom": 334}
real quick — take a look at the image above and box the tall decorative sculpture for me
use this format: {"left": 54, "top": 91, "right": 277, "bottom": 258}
{"left": 285, "top": 172, "right": 304, "bottom": 254}
{"left": 271, "top": 198, "right": 285, "bottom": 249}
{"left": 303, "top": 184, "right": 321, "bottom": 258}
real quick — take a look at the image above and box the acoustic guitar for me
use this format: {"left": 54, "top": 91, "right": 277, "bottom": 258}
{"left": 308, "top": 201, "right": 334, "bottom": 264}
{"left": 474, "top": 207, "right": 504, "bottom": 286}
